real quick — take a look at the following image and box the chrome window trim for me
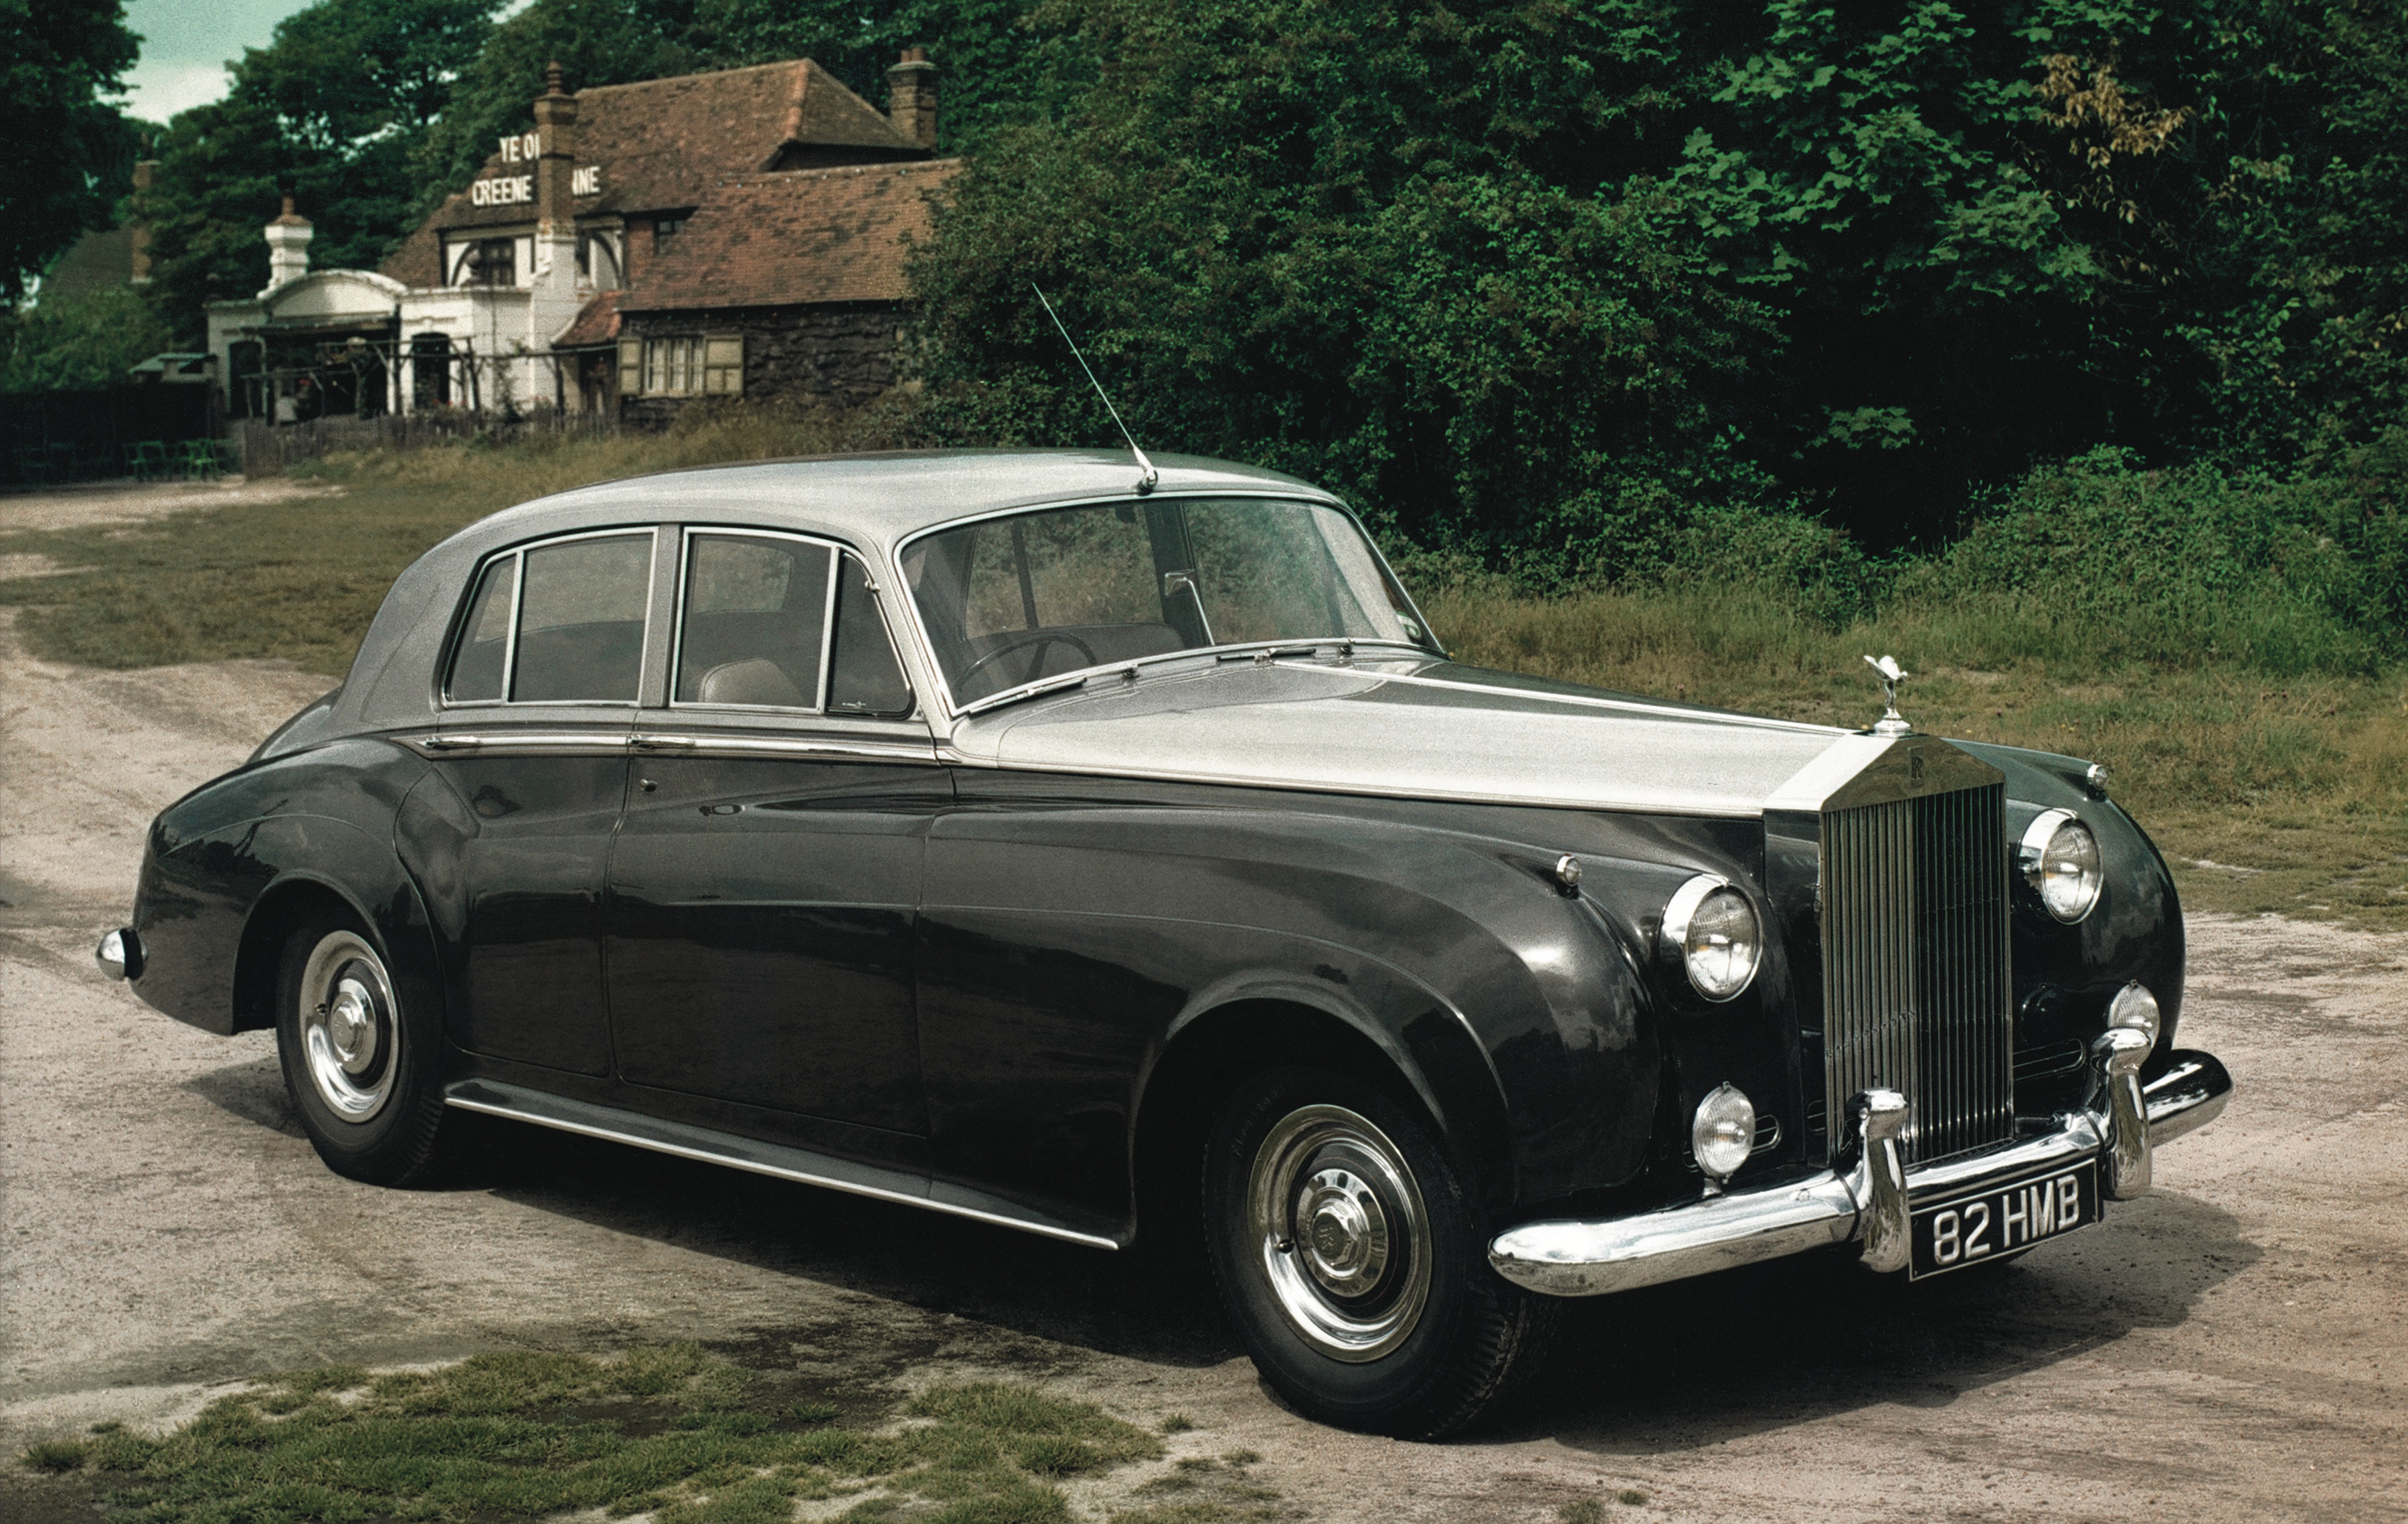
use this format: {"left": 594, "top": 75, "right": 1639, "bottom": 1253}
{"left": 887, "top": 489, "right": 1446, "bottom": 724}
{"left": 438, "top": 525, "right": 659, "bottom": 711}
{"left": 665, "top": 526, "right": 843, "bottom": 716}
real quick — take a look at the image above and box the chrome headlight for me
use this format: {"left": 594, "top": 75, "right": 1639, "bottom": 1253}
{"left": 1691, "top": 1082, "right": 1756, "bottom": 1181}
{"left": 2019, "top": 809, "right": 2102, "bottom": 923}
{"left": 1662, "top": 875, "right": 1762, "bottom": 1001}
{"left": 2106, "top": 980, "right": 2160, "bottom": 1047}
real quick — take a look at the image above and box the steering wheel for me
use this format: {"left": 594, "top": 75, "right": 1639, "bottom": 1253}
{"left": 960, "top": 630, "right": 1099, "bottom": 691}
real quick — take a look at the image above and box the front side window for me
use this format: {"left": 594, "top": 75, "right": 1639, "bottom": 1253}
{"left": 901, "top": 497, "right": 1434, "bottom": 707}
{"left": 828, "top": 552, "right": 914, "bottom": 716}
{"left": 669, "top": 533, "right": 917, "bottom": 717}
{"left": 443, "top": 531, "right": 653, "bottom": 705}
{"left": 674, "top": 533, "right": 832, "bottom": 707}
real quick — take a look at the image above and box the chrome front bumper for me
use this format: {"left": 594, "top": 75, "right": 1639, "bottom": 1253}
{"left": 1490, "top": 1040, "right": 2233, "bottom": 1298}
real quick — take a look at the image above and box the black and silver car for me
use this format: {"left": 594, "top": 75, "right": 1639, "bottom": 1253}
{"left": 100, "top": 449, "right": 2232, "bottom": 1437}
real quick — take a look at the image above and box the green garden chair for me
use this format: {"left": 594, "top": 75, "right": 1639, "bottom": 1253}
{"left": 181, "top": 438, "right": 222, "bottom": 481}
{"left": 133, "top": 440, "right": 170, "bottom": 481}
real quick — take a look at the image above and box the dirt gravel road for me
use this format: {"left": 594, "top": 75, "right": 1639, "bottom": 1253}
{"left": 2, "top": 496, "right": 2403, "bottom": 1521}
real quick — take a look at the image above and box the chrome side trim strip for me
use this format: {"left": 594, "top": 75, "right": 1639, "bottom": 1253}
{"left": 400, "top": 732, "right": 632, "bottom": 756}
{"left": 632, "top": 733, "right": 940, "bottom": 764}
{"left": 442, "top": 1078, "right": 1120, "bottom": 1250}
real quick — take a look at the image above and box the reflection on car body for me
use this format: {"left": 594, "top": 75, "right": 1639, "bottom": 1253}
{"left": 99, "top": 449, "right": 2232, "bottom": 1437}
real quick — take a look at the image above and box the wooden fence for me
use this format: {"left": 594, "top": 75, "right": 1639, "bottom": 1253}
{"left": 236, "top": 409, "right": 617, "bottom": 476}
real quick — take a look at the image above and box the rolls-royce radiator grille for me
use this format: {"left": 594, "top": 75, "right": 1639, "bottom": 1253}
{"left": 1820, "top": 782, "right": 2013, "bottom": 1164}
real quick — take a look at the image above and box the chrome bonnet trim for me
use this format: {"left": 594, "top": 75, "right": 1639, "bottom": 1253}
{"left": 444, "top": 1079, "right": 1121, "bottom": 1250}
{"left": 1489, "top": 1047, "right": 2231, "bottom": 1298}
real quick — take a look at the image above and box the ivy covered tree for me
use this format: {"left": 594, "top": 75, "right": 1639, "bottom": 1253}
{"left": 142, "top": 0, "right": 496, "bottom": 339}
{"left": 1, "top": 0, "right": 143, "bottom": 303}
{"left": 412, "top": 0, "right": 700, "bottom": 209}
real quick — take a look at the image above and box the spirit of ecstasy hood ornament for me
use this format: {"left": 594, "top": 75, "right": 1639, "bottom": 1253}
{"left": 1863, "top": 655, "right": 1912, "bottom": 736}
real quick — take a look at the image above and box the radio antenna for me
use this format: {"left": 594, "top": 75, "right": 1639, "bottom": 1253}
{"left": 1032, "top": 282, "right": 1158, "bottom": 495}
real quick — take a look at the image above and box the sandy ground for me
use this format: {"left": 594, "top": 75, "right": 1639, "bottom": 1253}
{"left": 2, "top": 489, "right": 2404, "bottom": 1522}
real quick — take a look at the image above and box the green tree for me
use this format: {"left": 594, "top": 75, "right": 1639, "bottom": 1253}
{"left": 143, "top": 0, "right": 497, "bottom": 339}
{"left": 1, "top": 0, "right": 143, "bottom": 301}
{"left": 907, "top": 0, "right": 1779, "bottom": 574}
{"left": 1, "top": 284, "right": 173, "bottom": 389}
{"left": 414, "top": 0, "right": 700, "bottom": 208}
{"left": 2178, "top": 1, "right": 2408, "bottom": 464}
{"left": 691, "top": 0, "right": 1079, "bottom": 152}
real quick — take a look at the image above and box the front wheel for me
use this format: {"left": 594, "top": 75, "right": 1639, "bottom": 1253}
{"left": 274, "top": 910, "right": 450, "bottom": 1185}
{"left": 1203, "top": 1068, "right": 1556, "bottom": 1438}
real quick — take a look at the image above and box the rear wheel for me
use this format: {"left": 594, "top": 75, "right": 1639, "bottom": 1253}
{"left": 274, "top": 910, "right": 450, "bottom": 1185}
{"left": 1203, "top": 1068, "right": 1555, "bottom": 1438}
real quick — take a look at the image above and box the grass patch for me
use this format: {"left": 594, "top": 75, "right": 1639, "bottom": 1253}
{"left": 13, "top": 1346, "right": 1166, "bottom": 1524}
{"left": 1426, "top": 581, "right": 2408, "bottom": 929}
{"left": 0, "top": 402, "right": 908, "bottom": 675}
{"left": 1, "top": 411, "right": 2399, "bottom": 927}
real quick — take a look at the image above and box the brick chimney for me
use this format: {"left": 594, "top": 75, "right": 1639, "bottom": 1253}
{"left": 264, "top": 196, "right": 313, "bottom": 289}
{"left": 529, "top": 62, "right": 584, "bottom": 379}
{"left": 130, "top": 155, "right": 157, "bottom": 284}
{"left": 887, "top": 47, "right": 938, "bottom": 151}
{"left": 532, "top": 60, "right": 578, "bottom": 235}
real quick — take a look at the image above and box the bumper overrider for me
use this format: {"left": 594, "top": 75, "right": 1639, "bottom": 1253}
{"left": 1490, "top": 1031, "right": 2233, "bottom": 1297}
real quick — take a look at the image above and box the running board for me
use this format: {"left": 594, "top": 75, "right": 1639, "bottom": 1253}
{"left": 443, "top": 1078, "right": 1121, "bottom": 1251}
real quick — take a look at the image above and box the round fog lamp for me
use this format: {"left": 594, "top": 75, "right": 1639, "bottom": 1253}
{"left": 1662, "top": 876, "right": 1763, "bottom": 1001}
{"left": 2020, "top": 810, "right": 2102, "bottom": 923}
{"left": 2106, "top": 981, "right": 2160, "bottom": 1048}
{"left": 1691, "top": 1083, "right": 1756, "bottom": 1181}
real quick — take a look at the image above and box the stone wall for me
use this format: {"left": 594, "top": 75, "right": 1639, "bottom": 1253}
{"left": 617, "top": 302, "right": 904, "bottom": 426}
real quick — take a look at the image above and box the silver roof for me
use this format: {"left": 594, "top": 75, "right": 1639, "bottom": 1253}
{"left": 468, "top": 448, "right": 1338, "bottom": 556}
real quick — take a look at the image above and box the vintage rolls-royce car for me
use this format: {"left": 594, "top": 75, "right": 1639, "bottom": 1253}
{"left": 100, "top": 449, "right": 2231, "bottom": 1437}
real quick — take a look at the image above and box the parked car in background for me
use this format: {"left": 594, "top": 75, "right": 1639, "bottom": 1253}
{"left": 100, "top": 449, "right": 2231, "bottom": 1436}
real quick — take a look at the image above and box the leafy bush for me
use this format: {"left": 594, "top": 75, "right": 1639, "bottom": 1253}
{"left": 1903, "top": 447, "right": 2407, "bottom": 675}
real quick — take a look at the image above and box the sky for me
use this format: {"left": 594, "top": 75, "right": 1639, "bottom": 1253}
{"left": 121, "top": 0, "right": 321, "bottom": 124}
{"left": 119, "top": 0, "right": 531, "bottom": 125}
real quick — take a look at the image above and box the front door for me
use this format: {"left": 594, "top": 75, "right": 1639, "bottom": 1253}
{"left": 604, "top": 531, "right": 939, "bottom": 1142}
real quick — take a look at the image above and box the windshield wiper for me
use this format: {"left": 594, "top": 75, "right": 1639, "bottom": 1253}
{"left": 956, "top": 670, "right": 1093, "bottom": 717}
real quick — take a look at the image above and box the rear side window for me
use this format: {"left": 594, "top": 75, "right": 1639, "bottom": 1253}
{"left": 444, "top": 557, "right": 515, "bottom": 702}
{"left": 443, "top": 531, "right": 654, "bottom": 705}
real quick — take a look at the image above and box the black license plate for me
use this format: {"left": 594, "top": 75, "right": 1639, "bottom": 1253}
{"left": 1909, "top": 1159, "right": 2100, "bottom": 1278}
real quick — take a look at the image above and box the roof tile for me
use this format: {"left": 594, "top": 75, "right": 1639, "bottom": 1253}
{"left": 618, "top": 159, "right": 960, "bottom": 311}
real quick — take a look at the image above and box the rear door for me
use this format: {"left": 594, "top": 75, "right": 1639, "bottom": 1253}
{"left": 425, "top": 527, "right": 658, "bottom": 1076}
{"left": 604, "top": 532, "right": 942, "bottom": 1153}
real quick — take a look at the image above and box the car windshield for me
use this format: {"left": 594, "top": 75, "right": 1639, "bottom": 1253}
{"left": 902, "top": 497, "right": 1436, "bottom": 707}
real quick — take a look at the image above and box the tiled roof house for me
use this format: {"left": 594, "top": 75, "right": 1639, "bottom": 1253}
{"left": 201, "top": 51, "right": 956, "bottom": 423}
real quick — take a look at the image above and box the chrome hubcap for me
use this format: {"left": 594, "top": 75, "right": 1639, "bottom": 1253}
{"left": 1249, "top": 1104, "right": 1432, "bottom": 1362}
{"left": 298, "top": 932, "right": 397, "bottom": 1122}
